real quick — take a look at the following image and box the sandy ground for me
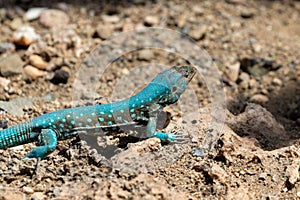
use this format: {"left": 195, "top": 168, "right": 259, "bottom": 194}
{"left": 0, "top": 0, "right": 299, "bottom": 199}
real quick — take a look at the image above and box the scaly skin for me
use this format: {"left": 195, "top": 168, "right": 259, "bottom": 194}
{"left": 0, "top": 66, "right": 196, "bottom": 158}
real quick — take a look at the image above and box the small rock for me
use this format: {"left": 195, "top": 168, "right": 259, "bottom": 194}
{"left": 226, "top": 62, "right": 240, "bottom": 82}
{"left": 272, "top": 78, "right": 282, "bottom": 86}
{"left": 189, "top": 25, "right": 207, "bottom": 40}
{"left": 0, "top": 188, "right": 26, "bottom": 200}
{"left": 137, "top": 49, "right": 154, "bottom": 61}
{"left": 101, "top": 15, "right": 120, "bottom": 23}
{"left": 24, "top": 7, "right": 46, "bottom": 21}
{"left": 192, "top": 5, "right": 204, "bottom": 15}
{"left": 0, "top": 8, "right": 6, "bottom": 20}
{"left": 240, "top": 9, "right": 255, "bottom": 19}
{"left": 10, "top": 18, "right": 23, "bottom": 30}
{"left": 286, "top": 161, "right": 300, "bottom": 185}
{"left": 50, "top": 69, "right": 69, "bottom": 84}
{"left": 228, "top": 103, "right": 288, "bottom": 150}
{"left": 250, "top": 94, "right": 269, "bottom": 104}
{"left": 239, "top": 72, "right": 250, "bottom": 89}
{"left": 96, "top": 25, "right": 114, "bottom": 39}
{"left": 29, "top": 55, "right": 47, "bottom": 70}
{"left": 0, "top": 77, "right": 10, "bottom": 87}
{"left": 30, "top": 192, "right": 46, "bottom": 200}
{"left": 0, "top": 120, "right": 8, "bottom": 128}
{"left": 22, "top": 186, "right": 34, "bottom": 194}
{"left": 252, "top": 43, "right": 262, "bottom": 53}
{"left": 176, "top": 16, "right": 187, "bottom": 28}
{"left": 144, "top": 16, "right": 159, "bottom": 26}
{"left": 190, "top": 147, "right": 205, "bottom": 158}
{"left": 23, "top": 65, "right": 45, "bottom": 79}
{"left": 0, "top": 42, "right": 15, "bottom": 53}
{"left": 258, "top": 172, "right": 268, "bottom": 180}
{"left": 0, "top": 53, "right": 25, "bottom": 77}
{"left": 239, "top": 72, "right": 250, "bottom": 83}
{"left": 39, "top": 9, "right": 70, "bottom": 28}
{"left": 12, "top": 26, "right": 40, "bottom": 46}
{"left": 249, "top": 78, "right": 256, "bottom": 88}
{"left": 208, "top": 164, "right": 228, "bottom": 184}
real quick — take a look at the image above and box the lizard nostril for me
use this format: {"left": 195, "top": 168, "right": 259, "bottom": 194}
{"left": 172, "top": 86, "right": 178, "bottom": 93}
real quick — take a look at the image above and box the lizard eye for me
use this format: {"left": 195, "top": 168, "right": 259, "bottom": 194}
{"left": 171, "top": 86, "right": 177, "bottom": 93}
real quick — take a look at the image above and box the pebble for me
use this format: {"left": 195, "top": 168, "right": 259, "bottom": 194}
{"left": 137, "top": 49, "right": 154, "bottom": 61}
{"left": 0, "top": 53, "right": 24, "bottom": 77}
{"left": 25, "top": 7, "right": 46, "bottom": 21}
{"left": 258, "top": 172, "right": 268, "bottom": 180}
{"left": 250, "top": 94, "right": 269, "bottom": 104}
{"left": 12, "top": 26, "right": 40, "bottom": 46}
{"left": 176, "top": 16, "right": 187, "bottom": 28}
{"left": 286, "top": 161, "right": 299, "bottom": 185}
{"left": 239, "top": 72, "right": 250, "bottom": 82}
{"left": 192, "top": 5, "right": 204, "bottom": 15}
{"left": 39, "top": 9, "right": 70, "bottom": 28}
{"left": 96, "top": 25, "right": 114, "bottom": 40}
{"left": 0, "top": 77, "right": 10, "bottom": 87}
{"left": 101, "top": 15, "right": 120, "bottom": 23}
{"left": 10, "top": 18, "right": 23, "bottom": 30}
{"left": 240, "top": 9, "right": 255, "bottom": 19}
{"left": 272, "top": 78, "right": 282, "bottom": 86}
{"left": 0, "top": 188, "right": 26, "bottom": 200}
{"left": 208, "top": 163, "right": 228, "bottom": 183}
{"left": 226, "top": 62, "right": 240, "bottom": 82}
{"left": 0, "top": 42, "right": 15, "bottom": 53}
{"left": 50, "top": 69, "right": 69, "bottom": 84}
{"left": 22, "top": 186, "right": 34, "bottom": 194}
{"left": 0, "top": 120, "right": 8, "bottom": 128}
{"left": 189, "top": 25, "right": 207, "bottom": 40}
{"left": 249, "top": 78, "right": 257, "bottom": 88}
{"left": 30, "top": 192, "right": 47, "bottom": 200}
{"left": 144, "top": 16, "right": 159, "bottom": 26}
{"left": 46, "top": 57, "right": 63, "bottom": 71}
{"left": 29, "top": 54, "right": 47, "bottom": 70}
{"left": 190, "top": 147, "right": 205, "bottom": 158}
{"left": 252, "top": 43, "right": 262, "bottom": 53}
{"left": 23, "top": 65, "right": 45, "bottom": 79}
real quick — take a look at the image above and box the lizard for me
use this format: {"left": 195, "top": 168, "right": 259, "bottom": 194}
{"left": 0, "top": 66, "right": 196, "bottom": 159}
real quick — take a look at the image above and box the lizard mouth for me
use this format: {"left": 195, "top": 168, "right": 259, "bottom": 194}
{"left": 177, "top": 66, "right": 197, "bottom": 82}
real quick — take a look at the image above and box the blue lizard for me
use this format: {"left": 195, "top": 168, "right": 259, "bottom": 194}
{"left": 0, "top": 66, "right": 196, "bottom": 158}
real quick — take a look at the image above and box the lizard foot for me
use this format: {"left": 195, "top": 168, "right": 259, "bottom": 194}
{"left": 153, "top": 131, "right": 190, "bottom": 143}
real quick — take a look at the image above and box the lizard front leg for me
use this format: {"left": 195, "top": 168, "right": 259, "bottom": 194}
{"left": 145, "top": 109, "right": 184, "bottom": 142}
{"left": 24, "top": 129, "right": 57, "bottom": 159}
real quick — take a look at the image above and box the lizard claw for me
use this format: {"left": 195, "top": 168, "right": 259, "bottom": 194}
{"left": 169, "top": 132, "right": 191, "bottom": 143}
{"left": 153, "top": 130, "right": 190, "bottom": 143}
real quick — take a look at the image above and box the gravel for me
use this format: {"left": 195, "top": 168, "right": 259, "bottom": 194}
{"left": 0, "top": 0, "right": 299, "bottom": 199}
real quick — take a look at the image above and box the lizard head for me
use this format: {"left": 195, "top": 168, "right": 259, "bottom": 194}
{"left": 151, "top": 66, "right": 196, "bottom": 105}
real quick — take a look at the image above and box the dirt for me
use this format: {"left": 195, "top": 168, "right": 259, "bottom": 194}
{"left": 0, "top": 0, "right": 299, "bottom": 199}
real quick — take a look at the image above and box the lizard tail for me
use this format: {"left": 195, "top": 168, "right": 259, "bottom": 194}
{"left": 0, "top": 121, "right": 35, "bottom": 149}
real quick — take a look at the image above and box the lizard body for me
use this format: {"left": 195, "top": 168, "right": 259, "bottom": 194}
{"left": 0, "top": 66, "right": 196, "bottom": 158}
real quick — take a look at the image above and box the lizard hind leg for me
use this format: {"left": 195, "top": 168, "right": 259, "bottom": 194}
{"left": 24, "top": 129, "right": 58, "bottom": 159}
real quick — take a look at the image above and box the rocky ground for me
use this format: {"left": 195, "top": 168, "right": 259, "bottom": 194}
{"left": 0, "top": 0, "right": 299, "bottom": 199}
